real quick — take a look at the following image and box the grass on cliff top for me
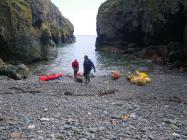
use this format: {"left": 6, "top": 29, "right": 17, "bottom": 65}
{"left": 101, "top": 0, "right": 163, "bottom": 21}
{"left": 101, "top": 0, "right": 127, "bottom": 13}
{"left": 143, "top": 0, "right": 161, "bottom": 21}
{"left": 6, "top": 0, "right": 32, "bottom": 21}
{"left": 0, "top": 0, "right": 33, "bottom": 34}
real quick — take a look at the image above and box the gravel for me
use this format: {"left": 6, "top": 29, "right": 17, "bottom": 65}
{"left": 0, "top": 68, "right": 187, "bottom": 140}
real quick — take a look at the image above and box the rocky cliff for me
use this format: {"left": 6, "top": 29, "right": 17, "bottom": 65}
{"left": 0, "top": 0, "right": 75, "bottom": 64}
{"left": 96, "top": 0, "right": 187, "bottom": 67}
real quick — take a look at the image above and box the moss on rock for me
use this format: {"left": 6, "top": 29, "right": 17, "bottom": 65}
{"left": 0, "top": 0, "right": 75, "bottom": 64}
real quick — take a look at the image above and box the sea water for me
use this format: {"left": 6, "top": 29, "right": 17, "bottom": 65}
{"left": 31, "top": 35, "right": 151, "bottom": 75}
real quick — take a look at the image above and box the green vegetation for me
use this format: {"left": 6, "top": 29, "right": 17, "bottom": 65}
{"left": 0, "top": 1, "right": 7, "bottom": 25}
{"left": 104, "top": 0, "right": 127, "bottom": 8}
{"left": 40, "top": 22, "right": 49, "bottom": 31}
{"left": 40, "top": 22, "right": 52, "bottom": 40}
{"left": 6, "top": 0, "right": 32, "bottom": 21}
{"left": 0, "top": 0, "right": 32, "bottom": 35}
{"left": 101, "top": 0, "right": 127, "bottom": 14}
{"left": 101, "top": 0, "right": 164, "bottom": 22}
{"left": 49, "top": 23, "right": 60, "bottom": 40}
{"left": 61, "top": 25, "right": 71, "bottom": 39}
{"left": 142, "top": 0, "right": 163, "bottom": 22}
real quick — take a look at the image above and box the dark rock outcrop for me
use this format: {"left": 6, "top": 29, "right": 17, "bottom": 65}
{"left": 0, "top": 0, "right": 75, "bottom": 64}
{"left": 96, "top": 0, "right": 187, "bottom": 66}
{"left": 0, "top": 59, "right": 31, "bottom": 80}
{"left": 137, "top": 42, "right": 187, "bottom": 67}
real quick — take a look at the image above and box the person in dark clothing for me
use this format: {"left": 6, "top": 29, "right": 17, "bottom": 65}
{"left": 83, "top": 55, "right": 96, "bottom": 84}
{"left": 72, "top": 59, "right": 79, "bottom": 78}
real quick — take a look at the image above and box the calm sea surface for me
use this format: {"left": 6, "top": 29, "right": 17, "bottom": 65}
{"left": 30, "top": 35, "right": 151, "bottom": 75}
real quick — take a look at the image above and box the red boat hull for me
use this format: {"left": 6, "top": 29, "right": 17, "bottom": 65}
{"left": 39, "top": 73, "right": 64, "bottom": 81}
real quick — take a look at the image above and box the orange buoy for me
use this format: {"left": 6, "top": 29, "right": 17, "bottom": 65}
{"left": 112, "top": 71, "right": 121, "bottom": 80}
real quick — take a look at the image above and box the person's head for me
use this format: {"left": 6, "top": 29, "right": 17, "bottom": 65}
{"left": 74, "top": 59, "right": 77, "bottom": 62}
{"left": 84, "top": 55, "right": 88, "bottom": 60}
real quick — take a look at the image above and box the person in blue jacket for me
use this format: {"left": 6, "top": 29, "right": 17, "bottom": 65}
{"left": 83, "top": 55, "right": 96, "bottom": 84}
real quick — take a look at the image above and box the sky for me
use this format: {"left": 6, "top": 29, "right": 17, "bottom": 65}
{"left": 51, "top": 0, "right": 106, "bottom": 35}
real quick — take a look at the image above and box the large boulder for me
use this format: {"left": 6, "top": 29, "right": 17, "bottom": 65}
{"left": 0, "top": 59, "right": 31, "bottom": 80}
{"left": 0, "top": 0, "right": 75, "bottom": 64}
{"left": 96, "top": 0, "right": 187, "bottom": 66}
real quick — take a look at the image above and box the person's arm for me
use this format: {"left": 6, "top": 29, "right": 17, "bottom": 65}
{"left": 77, "top": 62, "right": 79, "bottom": 70}
{"left": 83, "top": 62, "right": 87, "bottom": 76}
{"left": 83, "top": 62, "right": 85, "bottom": 71}
{"left": 90, "top": 60, "right": 96, "bottom": 72}
{"left": 72, "top": 62, "right": 74, "bottom": 68}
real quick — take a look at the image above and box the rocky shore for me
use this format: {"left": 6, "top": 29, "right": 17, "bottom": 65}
{"left": 0, "top": 67, "right": 187, "bottom": 140}
{"left": 96, "top": 0, "right": 187, "bottom": 67}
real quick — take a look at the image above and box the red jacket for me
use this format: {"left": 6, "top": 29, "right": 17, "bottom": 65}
{"left": 72, "top": 60, "right": 79, "bottom": 69}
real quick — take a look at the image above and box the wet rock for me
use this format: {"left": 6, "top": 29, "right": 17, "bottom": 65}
{"left": 0, "top": 75, "right": 8, "bottom": 80}
{"left": 0, "top": 63, "right": 31, "bottom": 80}
{"left": 123, "top": 47, "right": 136, "bottom": 54}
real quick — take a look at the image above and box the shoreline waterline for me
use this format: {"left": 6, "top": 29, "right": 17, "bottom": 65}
{"left": 30, "top": 35, "right": 153, "bottom": 76}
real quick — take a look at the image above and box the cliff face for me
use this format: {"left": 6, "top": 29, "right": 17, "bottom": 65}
{"left": 0, "top": 0, "right": 75, "bottom": 64}
{"left": 26, "top": 0, "right": 75, "bottom": 43}
{"left": 96, "top": 0, "right": 187, "bottom": 67}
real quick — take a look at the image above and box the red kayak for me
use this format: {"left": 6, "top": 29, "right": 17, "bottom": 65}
{"left": 39, "top": 73, "right": 64, "bottom": 81}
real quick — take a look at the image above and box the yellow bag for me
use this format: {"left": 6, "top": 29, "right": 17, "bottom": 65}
{"left": 127, "top": 70, "right": 151, "bottom": 85}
